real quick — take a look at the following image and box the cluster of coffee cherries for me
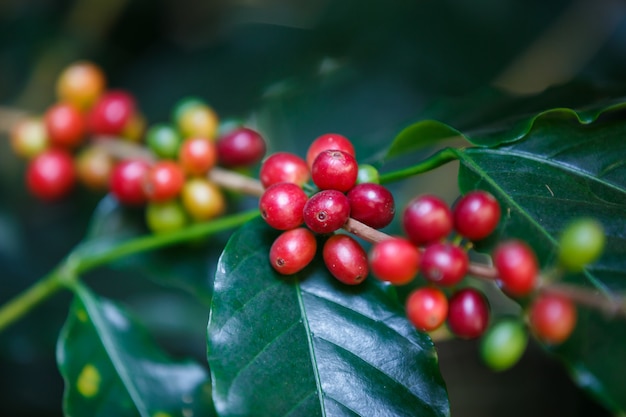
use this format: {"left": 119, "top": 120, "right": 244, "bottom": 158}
{"left": 9, "top": 61, "right": 267, "bottom": 233}
{"left": 259, "top": 133, "right": 606, "bottom": 371}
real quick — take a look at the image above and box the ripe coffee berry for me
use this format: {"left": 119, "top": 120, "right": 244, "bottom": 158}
{"left": 558, "top": 217, "right": 605, "bottom": 272}
{"left": 420, "top": 242, "right": 469, "bottom": 287}
{"left": 405, "top": 287, "right": 449, "bottom": 332}
{"left": 528, "top": 292, "right": 577, "bottom": 345}
{"left": 56, "top": 61, "right": 105, "bottom": 109}
{"left": 178, "top": 137, "right": 218, "bottom": 175}
{"left": 44, "top": 103, "right": 85, "bottom": 149}
{"left": 306, "top": 133, "right": 355, "bottom": 168}
{"left": 109, "top": 159, "right": 150, "bottom": 206}
{"left": 322, "top": 234, "right": 369, "bottom": 285}
{"left": 303, "top": 190, "right": 351, "bottom": 234}
{"left": 26, "top": 149, "right": 76, "bottom": 201}
{"left": 88, "top": 90, "right": 136, "bottom": 135}
{"left": 269, "top": 227, "right": 317, "bottom": 275}
{"left": 347, "top": 183, "right": 395, "bottom": 229}
{"left": 311, "top": 149, "right": 358, "bottom": 192}
{"left": 10, "top": 117, "right": 48, "bottom": 159}
{"left": 143, "top": 161, "right": 185, "bottom": 203}
{"left": 259, "top": 152, "right": 310, "bottom": 188}
{"left": 453, "top": 190, "right": 501, "bottom": 241}
{"left": 181, "top": 178, "right": 225, "bottom": 221}
{"left": 493, "top": 239, "right": 538, "bottom": 297}
{"left": 216, "top": 127, "right": 266, "bottom": 167}
{"left": 447, "top": 288, "right": 490, "bottom": 339}
{"left": 403, "top": 195, "right": 453, "bottom": 245}
{"left": 259, "top": 182, "right": 308, "bottom": 230}
{"left": 369, "top": 237, "right": 420, "bottom": 285}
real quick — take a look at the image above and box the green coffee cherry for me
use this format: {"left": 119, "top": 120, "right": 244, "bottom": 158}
{"left": 146, "top": 200, "right": 188, "bottom": 234}
{"left": 558, "top": 217, "right": 605, "bottom": 272}
{"left": 480, "top": 318, "right": 528, "bottom": 372}
{"left": 146, "top": 123, "right": 182, "bottom": 159}
{"left": 356, "top": 164, "right": 380, "bottom": 184}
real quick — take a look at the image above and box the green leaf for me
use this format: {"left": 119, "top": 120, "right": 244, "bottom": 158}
{"left": 57, "top": 283, "right": 215, "bottom": 417}
{"left": 452, "top": 108, "right": 626, "bottom": 412}
{"left": 207, "top": 219, "right": 449, "bottom": 417}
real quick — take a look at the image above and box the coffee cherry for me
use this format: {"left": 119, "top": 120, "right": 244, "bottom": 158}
{"left": 181, "top": 178, "right": 225, "bottom": 221}
{"left": 216, "top": 127, "right": 266, "bottom": 168}
{"left": 528, "top": 293, "right": 577, "bottom": 345}
{"left": 176, "top": 101, "right": 219, "bottom": 139}
{"left": 143, "top": 161, "right": 185, "bottom": 203}
{"left": 259, "top": 182, "right": 308, "bottom": 230}
{"left": 269, "top": 227, "right": 317, "bottom": 275}
{"left": 369, "top": 238, "right": 420, "bottom": 285}
{"left": 306, "top": 133, "right": 355, "bottom": 169}
{"left": 356, "top": 164, "right": 380, "bottom": 184}
{"left": 346, "top": 183, "right": 395, "bottom": 229}
{"left": 403, "top": 195, "right": 453, "bottom": 245}
{"left": 172, "top": 97, "right": 205, "bottom": 126}
{"left": 120, "top": 112, "right": 146, "bottom": 142}
{"left": 303, "top": 190, "right": 351, "bottom": 234}
{"left": 88, "top": 90, "right": 136, "bottom": 136}
{"left": 420, "top": 242, "right": 469, "bottom": 287}
{"left": 146, "top": 199, "right": 189, "bottom": 234}
{"left": 480, "top": 318, "right": 528, "bottom": 371}
{"left": 178, "top": 137, "right": 218, "bottom": 175}
{"left": 311, "top": 149, "right": 358, "bottom": 192}
{"left": 447, "top": 288, "right": 490, "bottom": 339}
{"left": 10, "top": 117, "right": 48, "bottom": 159}
{"left": 493, "top": 240, "right": 538, "bottom": 297}
{"left": 146, "top": 123, "right": 182, "bottom": 159}
{"left": 558, "top": 218, "right": 605, "bottom": 272}
{"left": 75, "top": 145, "right": 114, "bottom": 191}
{"left": 56, "top": 61, "right": 105, "bottom": 109}
{"left": 26, "top": 149, "right": 76, "bottom": 201}
{"left": 109, "top": 159, "right": 150, "bottom": 206}
{"left": 453, "top": 190, "right": 501, "bottom": 241}
{"left": 405, "top": 287, "right": 448, "bottom": 332}
{"left": 259, "top": 152, "right": 310, "bottom": 188}
{"left": 44, "top": 102, "right": 85, "bottom": 149}
{"left": 322, "top": 234, "right": 368, "bottom": 285}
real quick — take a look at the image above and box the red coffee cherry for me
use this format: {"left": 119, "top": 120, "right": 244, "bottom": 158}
{"left": 453, "top": 190, "right": 501, "bottom": 241}
{"left": 269, "top": 227, "right": 317, "bottom": 275}
{"left": 420, "top": 242, "right": 469, "bottom": 287}
{"left": 322, "top": 234, "right": 369, "bottom": 285}
{"left": 306, "top": 133, "right": 355, "bottom": 169}
{"left": 56, "top": 61, "right": 106, "bottom": 109}
{"left": 259, "top": 152, "right": 310, "bottom": 188}
{"left": 143, "top": 161, "right": 185, "bottom": 203}
{"left": 44, "top": 102, "right": 85, "bottom": 149}
{"left": 528, "top": 293, "right": 577, "bottom": 345}
{"left": 493, "top": 240, "right": 538, "bottom": 297}
{"left": 346, "top": 183, "right": 395, "bottom": 229}
{"left": 403, "top": 195, "right": 453, "bottom": 245}
{"left": 369, "top": 237, "right": 420, "bottom": 285}
{"left": 303, "top": 190, "right": 351, "bottom": 234}
{"left": 178, "top": 137, "right": 218, "bottom": 175}
{"left": 259, "top": 182, "right": 308, "bottom": 230}
{"left": 447, "top": 288, "right": 490, "bottom": 339}
{"left": 216, "top": 127, "right": 266, "bottom": 168}
{"left": 311, "top": 149, "right": 358, "bottom": 192}
{"left": 406, "top": 287, "right": 449, "bottom": 332}
{"left": 109, "top": 159, "right": 150, "bottom": 206}
{"left": 26, "top": 149, "right": 76, "bottom": 201}
{"left": 88, "top": 90, "right": 136, "bottom": 136}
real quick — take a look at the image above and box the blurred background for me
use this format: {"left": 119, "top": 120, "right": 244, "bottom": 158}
{"left": 1, "top": 0, "right": 625, "bottom": 415}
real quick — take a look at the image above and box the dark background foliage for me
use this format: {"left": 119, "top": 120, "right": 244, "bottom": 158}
{"left": 1, "top": 0, "right": 625, "bottom": 415}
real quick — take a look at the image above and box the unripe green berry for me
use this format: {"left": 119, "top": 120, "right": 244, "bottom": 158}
{"left": 356, "top": 164, "right": 380, "bottom": 184}
{"left": 480, "top": 318, "right": 528, "bottom": 372}
{"left": 146, "top": 200, "right": 188, "bottom": 233}
{"left": 558, "top": 218, "right": 605, "bottom": 272}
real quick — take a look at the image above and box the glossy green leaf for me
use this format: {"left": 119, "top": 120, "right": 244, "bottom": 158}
{"left": 452, "top": 109, "right": 626, "bottom": 412}
{"left": 57, "top": 283, "right": 215, "bottom": 417}
{"left": 207, "top": 219, "right": 449, "bottom": 417}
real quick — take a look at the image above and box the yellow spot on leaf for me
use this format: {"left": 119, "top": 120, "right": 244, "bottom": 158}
{"left": 153, "top": 412, "right": 172, "bottom": 417}
{"left": 77, "top": 364, "right": 101, "bottom": 398}
{"left": 76, "top": 309, "right": 88, "bottom": 322}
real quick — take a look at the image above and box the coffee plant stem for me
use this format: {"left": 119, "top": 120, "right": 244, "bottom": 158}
{"left": 378, "top": 147, "right": 459, "bottom": 184}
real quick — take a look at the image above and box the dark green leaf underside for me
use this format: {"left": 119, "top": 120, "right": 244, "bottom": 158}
{"left": 207, "top": 219, "right": 449, "bottom": 417}
{"left": 57, "top": 284, "right": 214, "bottom": 417}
